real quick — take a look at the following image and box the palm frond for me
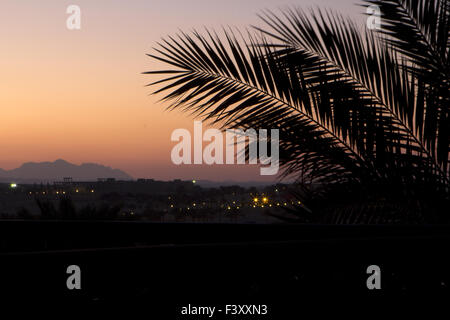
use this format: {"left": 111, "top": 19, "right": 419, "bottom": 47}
{"left": 364, "top": 0, "right": 449, "bottom": 76}
{"left": 254, "top": 6, "right": 449, "bottom": 184}
{"left": 145, "top": 1, "right": 449, "bottom": 197}
{"left": 144, "top": 30, "right": 372, "bottom": 183}
{"left": 144, "top": 1, "right": 449, "bottom": 223}
{"left": 363, "top": 0, "right": 450, "bottom": 177}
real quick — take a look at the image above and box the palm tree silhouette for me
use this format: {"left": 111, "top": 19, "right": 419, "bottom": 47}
{"left": 145, "top": 0, "right": 449, "bottom": 223}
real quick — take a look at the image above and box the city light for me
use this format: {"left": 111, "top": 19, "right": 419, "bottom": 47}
{"left": 2, "top": 177, "right": 287, "bottom": 223}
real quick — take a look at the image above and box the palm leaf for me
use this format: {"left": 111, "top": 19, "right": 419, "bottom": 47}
{"left": 144, "top": 30, "right": 372, "bottom": 183}
{"left": 144, "top": 0, "right": 449, "bottom": 212}
{"left": 255, "top": 6, "right": 449, "bottom": 184}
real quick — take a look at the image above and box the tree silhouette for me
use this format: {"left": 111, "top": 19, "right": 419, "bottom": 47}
{"left": 145, "top": 0, "right": 449, "bottom": 223}
{"left": 35, "top": 197, "right": 123, "bottom": 220}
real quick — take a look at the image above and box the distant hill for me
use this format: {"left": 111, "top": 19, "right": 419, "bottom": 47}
{"left": 0, "top": 159, "right": 133, "bottom": 183}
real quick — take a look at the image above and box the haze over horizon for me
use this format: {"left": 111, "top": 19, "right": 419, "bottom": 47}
{"left": 0, "top": 159, "right": 285, "bottom": 185}
{"left": 1, "top": 0, "right": 362, "bottom": 182}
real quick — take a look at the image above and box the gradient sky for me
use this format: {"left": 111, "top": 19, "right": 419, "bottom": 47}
{"left": 1, "top": 0, "right": 363, "bottom": 181}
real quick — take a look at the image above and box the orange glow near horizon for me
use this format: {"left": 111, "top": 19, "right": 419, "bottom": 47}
{"left": 0, "top": 0, "right": 360, "bottom": 181}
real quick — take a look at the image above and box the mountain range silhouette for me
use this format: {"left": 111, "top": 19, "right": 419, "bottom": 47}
{"left": 0, "top": 159, "right": 133, "bottom": 183}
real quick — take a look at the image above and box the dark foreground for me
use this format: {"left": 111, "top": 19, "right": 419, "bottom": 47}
{"left": 0, "top": 221, "right": 449, "bottom": 314}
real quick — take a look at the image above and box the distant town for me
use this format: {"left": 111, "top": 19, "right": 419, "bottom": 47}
{"left": 0, "top": 177, "right": 297, "bottom": 224}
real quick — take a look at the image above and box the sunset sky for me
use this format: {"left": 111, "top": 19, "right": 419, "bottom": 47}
{"left": 1, "top": 0, "right": 363, "bottom": 181}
